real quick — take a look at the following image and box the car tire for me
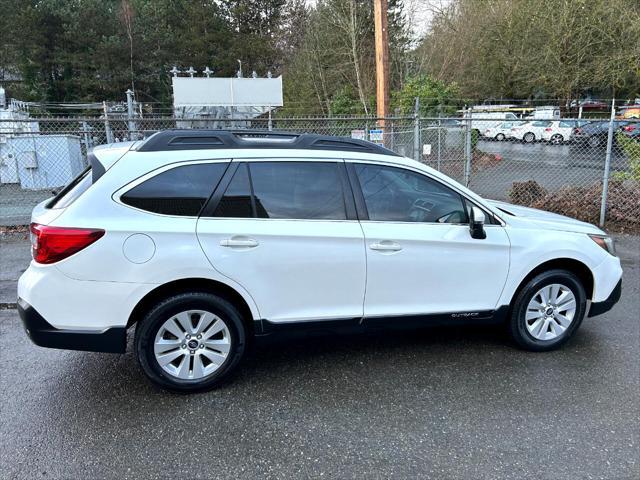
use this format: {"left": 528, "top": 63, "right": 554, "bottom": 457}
{"left": 495, "top": 133, "right": 505, "bottom": 141}
{"left": 551, "top": 134, "right": 564, "bottom": 144}
{"left": 588, "top": 135, "right": 603, "bottom": 148}
{"left": 135, "top": 292, "right": 247, "bottom": 393}
{"left": 523, "top": 132, "right": 535, "bottom": 143}
{"left": 508, "top": 269, "right": 587, "bottom": 352}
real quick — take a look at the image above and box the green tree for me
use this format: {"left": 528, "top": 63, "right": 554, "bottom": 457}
{"left": 392, "top": 75, "right": 460, "bottom": 115}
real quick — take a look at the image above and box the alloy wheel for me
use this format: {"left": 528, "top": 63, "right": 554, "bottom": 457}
{"left": 153, "top": 310, "right": 231, "bottom": 380}
{"left": 525, "top": 284, "right": 577, "bottom": 341}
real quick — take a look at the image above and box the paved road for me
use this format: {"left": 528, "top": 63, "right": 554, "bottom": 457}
{"left": 0, "top": 236, "right": 638, "bottom": 479}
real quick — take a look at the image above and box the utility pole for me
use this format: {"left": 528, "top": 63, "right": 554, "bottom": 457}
{"left": 374, "top": 0, "right": 390, "bottom": 128}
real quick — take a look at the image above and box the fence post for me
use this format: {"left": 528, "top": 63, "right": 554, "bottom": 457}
{"left": 437, "top": 116, "right": 442, "bottom": 171}
{"left": 599, "top": 99, "right": 616, "bottom": 228}
{"left": 464, "top": 107, "right": 472, "bottom": 187}
{"left": 126, "top": 89, "right": 136, "bottom": 140}
{"left": 268, "top": 108, "right": 273, "bottom": 131}
{"left": 413, "top": 97, "right": 420, "bottom": 161}
{"left": 80, "top": 121, "right": 91, "bottom": 155}
{"left": 102, "top": 101, "right": 114, "bottom": 144}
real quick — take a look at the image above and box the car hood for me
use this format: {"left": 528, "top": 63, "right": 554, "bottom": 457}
{"left": 488, "top": 200, "right": 605, "bottom": 235}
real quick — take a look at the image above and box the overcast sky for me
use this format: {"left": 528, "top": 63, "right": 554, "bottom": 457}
{"left": 304, "top": 0, "right": 452, "bottom": 39}
{"left": 404, "top": 0, "right": 451, "bottom": 37}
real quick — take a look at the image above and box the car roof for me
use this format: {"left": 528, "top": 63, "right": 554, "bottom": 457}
{"left": 135, "top": 129, "right": 400, "bottom": 157}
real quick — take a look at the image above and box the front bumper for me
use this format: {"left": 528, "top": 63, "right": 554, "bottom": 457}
{"left": 588, "top": 279, "right": 622, "bottom": 317}
{"left": 18, "top": 298, "right": 126, "bottom": 353}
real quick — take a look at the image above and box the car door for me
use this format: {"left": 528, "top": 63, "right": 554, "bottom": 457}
{"left": 197, "top": 159, "right": 366, "bottom": 323}
{"left": 348, "top": 161, "right": 510, "bottom": 319}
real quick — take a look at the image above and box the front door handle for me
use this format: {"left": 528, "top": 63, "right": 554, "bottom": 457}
{"left": 220, "top": 236, "right": 259, "bottom": 248}
{"left": 369, "top": 240, "right": 402, "bottom": 252}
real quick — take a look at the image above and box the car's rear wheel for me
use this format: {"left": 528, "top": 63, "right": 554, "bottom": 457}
{"left": 508, "top": 269, "right": 587, "bottom": 351}
{"left": 550, "top": 134, "right": 564, "bottom": 144}
{"left": 135, "top": 292, "right": 246, "bottom": 393}
{"left": 588, "top": 135, "right": 603, "bottom": 147}
{"left": 523, "top": 132, "right": 535, "bottom": 143}
{"left": 495, "top": 133, "right": 505, "bottom": 141}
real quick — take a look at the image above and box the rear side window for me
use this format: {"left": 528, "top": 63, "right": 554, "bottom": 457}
{"left": 121, "top": 162, "right": 228, "bottom": 216}
{"left": 48, "top": 167, "right": 92, "bottom": 209}
{"left": 210, "top": 161, "right": 347, "bottom": 220}
{"left": 250, "top": 162, "right": 346, "bottom": 220}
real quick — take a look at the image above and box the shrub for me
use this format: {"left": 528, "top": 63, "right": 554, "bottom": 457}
{"left": 615, "top": 132, "right": 640, "bottom": 181}
{"left": 508, "top": 180, "right": 547, "bottom": 205}
{"left": 508, "top": 180, "right": 640, "bottom": 232}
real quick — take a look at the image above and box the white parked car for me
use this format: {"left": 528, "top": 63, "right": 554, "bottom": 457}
{"left": 509, "top": 121, "right": 552, "bottom": 143}
{"left": 18, "top": 130, "right": 622, "bottom": 392}
{"left": 542, "top": 120, "right": 590, "bottom": 144}
{"left": 482, "top": 122, "right": 516, "bottom": 141}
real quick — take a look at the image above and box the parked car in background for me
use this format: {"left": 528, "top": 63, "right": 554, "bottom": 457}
{"left": 542, "top": 120, "right": 590, "bottom": 144}
{"left": 509, "top": 121, "right": 552, "bottom": 143}
{"left": 571, "top": 121, "right": 627, "bottom": 148}
{"left": 620, "top": 122, "right": 638, "bottom": 136}
{"left": 482, "top": 122, "right": 516, "bottom": 141}
{"left": 570, "top": 98, "right": 609, "bottom": 111}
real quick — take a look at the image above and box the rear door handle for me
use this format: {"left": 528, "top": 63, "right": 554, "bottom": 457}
{"left": 369, "top": 241, "right": 402, "bottom": 252}
{"left": 219, "top": 236, "right": 259, "bottom": 248}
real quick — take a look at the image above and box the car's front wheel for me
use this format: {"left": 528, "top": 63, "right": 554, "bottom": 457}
{"left": 523, "top": 132, "right": 536, "bottom": 143}
{"left": 135, "top": 292, "right": 247, "bottom": 393}
{"left": 508, "top": 269, "right": 587, "bottom": 351}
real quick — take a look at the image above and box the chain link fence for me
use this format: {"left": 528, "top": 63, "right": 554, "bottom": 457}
{"left": 1, "top": 115, "right": 638, "bottom": 231}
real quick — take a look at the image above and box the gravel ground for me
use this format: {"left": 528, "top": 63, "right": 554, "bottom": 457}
{"left": 0, "top": 235, "right": 638, "bottom": 479}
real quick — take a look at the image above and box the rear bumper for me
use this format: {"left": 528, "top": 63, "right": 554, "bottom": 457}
{"left": 18, "top": 298, "right": 126, "bottom": 353}
{"left": 588, "top": 279, "right": 622, "bottom": 317}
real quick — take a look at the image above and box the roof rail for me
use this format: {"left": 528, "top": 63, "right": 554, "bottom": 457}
{"left": 136, "top": 129, "right": 400, "bottom": 156}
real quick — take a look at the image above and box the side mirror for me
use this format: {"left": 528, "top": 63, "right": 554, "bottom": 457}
{"left": 469, "top": 206, "right": 487, "bottom": 239}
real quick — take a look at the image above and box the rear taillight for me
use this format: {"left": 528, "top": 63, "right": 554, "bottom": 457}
{"left": 544, "top": 128, "right": 552, "bottom": 132}
{"left": 574, "top": 127, "right": 582, "bottom": 134}
{"left": 30, "top": 223, "right": 105, "bottom": 264}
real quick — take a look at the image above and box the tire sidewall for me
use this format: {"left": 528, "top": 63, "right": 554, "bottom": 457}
{"left": 135, "top": 293, "right": 246, "bottom": 393}
{"left": 510, "top": 270, "right": 587, "bottom": 351}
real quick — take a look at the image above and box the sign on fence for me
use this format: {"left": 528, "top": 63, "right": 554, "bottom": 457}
{"left": 351, "top": 129, "right": 366, "bottom": 140}
{"left": 369, "top": 129, "right": 384, "bottom": 145}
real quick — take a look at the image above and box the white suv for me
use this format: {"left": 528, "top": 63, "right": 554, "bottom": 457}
{"left": 18, "top": 130, "right": 622, "bottom": 392}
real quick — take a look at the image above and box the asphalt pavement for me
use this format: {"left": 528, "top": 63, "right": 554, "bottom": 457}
{"left": 0, "top": 235, "right": 638, "bottom": 479}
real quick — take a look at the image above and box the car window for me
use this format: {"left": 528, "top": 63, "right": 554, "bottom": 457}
{"left": 249, "top": 162, "right": 346, "bottom": 220}
{"left": 505, "top": 113, "right": 517, "bottom": 119}
{"left": 559, "top": 121, "right": 573, "bottom": 128}
{"left": 354, "top": 164, "right": 468, "bottom": 224}
{"left": 121, "top": 162, "right": 227, "bottom": 216}
{"left": 532, "top": 121, "right": 551, "bottom": 127}
{"left": 213, "top": 163, "right": 253, "bottom": 218}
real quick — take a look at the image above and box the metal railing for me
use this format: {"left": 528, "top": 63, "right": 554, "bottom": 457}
{"left": 1, "top": 114, "right": 638, "bottom": 230}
